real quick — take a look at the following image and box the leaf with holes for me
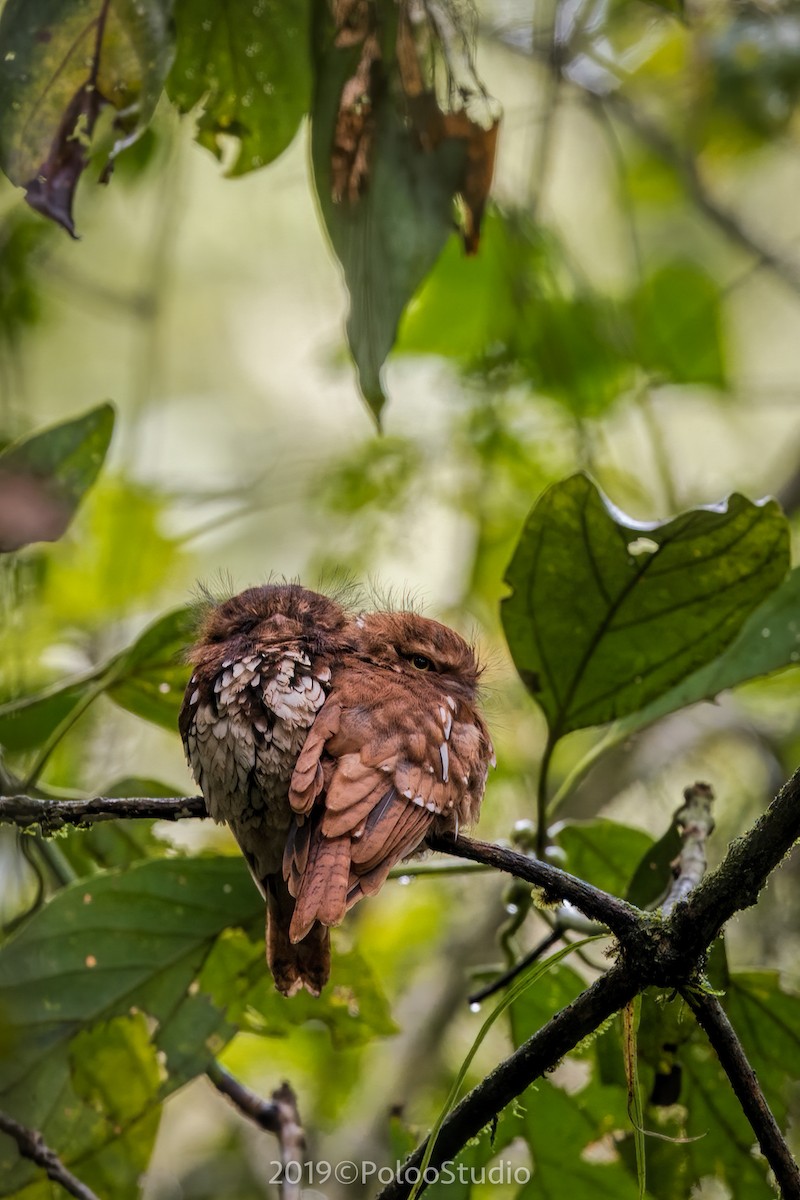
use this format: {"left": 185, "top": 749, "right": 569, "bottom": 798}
{"left": 0, "top": 0, "right": 174, "bottom": 234}
{"left": 502, "top": 474, "right": 789, "bottom": 739}
{"left": 166, "top": 0, "right": 311, "bottom": 176}
{"left": 0, "top": 857, "right": 258, "bottom": 1196}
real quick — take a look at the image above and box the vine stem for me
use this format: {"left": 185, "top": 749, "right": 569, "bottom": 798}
{"left": 535, "top": 731, "right": 556, "bottom": 858}
{"left": 20, "top": 676, "right": 109, "bottom": 791}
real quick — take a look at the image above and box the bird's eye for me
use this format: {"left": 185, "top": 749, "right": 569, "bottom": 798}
{"left": 410, "top": 654, "right": 432, "bottom": 671}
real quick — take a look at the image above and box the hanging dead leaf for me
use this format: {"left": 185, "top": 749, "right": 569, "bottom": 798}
{"left": 331, "top": 29, "right": 382, "bottom": 204}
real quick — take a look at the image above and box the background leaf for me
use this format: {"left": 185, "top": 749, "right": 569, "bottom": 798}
{"left": 0, "top": 855, "right": 395, "bottom": 1196}
{"left": 167, "top": 0, "right": 311, "bottom": 176}
{"left": 0, "top": 403, "right": 114, "bottom": 552}
{"left": 556, "top": 819, "right": 654, "bottom": 897}
{"left": 106, "top": 606, "right": 198, "bottom": 730}
{"left": 501, "top": 474, "right": 789, "bottom": 738}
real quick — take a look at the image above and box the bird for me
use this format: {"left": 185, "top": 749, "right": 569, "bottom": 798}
{"left": 283, "top": 610, "right": 494, "bottom": 944}
{"left": 179, "top": 583, "right": 354, "bottom": 997}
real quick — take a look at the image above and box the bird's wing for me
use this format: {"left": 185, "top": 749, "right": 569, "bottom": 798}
{"left": 285, "top": 684, "right": 489, "bottom": 941}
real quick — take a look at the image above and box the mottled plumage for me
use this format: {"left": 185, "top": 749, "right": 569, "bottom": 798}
{"left": 283, "top": 611, "right": 494, "bottom": 943}
{"left": 179, "top": 584, "right": 352, "bottom": 997}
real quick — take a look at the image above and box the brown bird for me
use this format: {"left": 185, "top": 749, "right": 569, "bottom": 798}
{"left": 179, "top": 583, "right": 353, "bottom": 997}
{"left": 283, "top": 610, "right": 494, "bottom": 943}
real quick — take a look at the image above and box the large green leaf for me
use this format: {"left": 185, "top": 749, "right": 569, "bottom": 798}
{"left": 0, "top": 403, "right": 114, "bottom": 553}
{"left": 502, "top": 474, "right": 789, "bottom": 739}
{"left": 0, "top": 857, "right": 256, "bottom": 1196}
{"left": 0, "top": 0, "right": 174, "bottom": 234}
{"left": 0, "top": 856, "right": 394, "bottom": 1195}
{"left": 517, "top": 1076, "right": 646, "bottom": 1199}
{"left": 615, "top": 565, "right": 800, "bottom": 740}
{"left": 166, "top": 0, "right": 311, "bottom": 176}
{"left": 310, "top": 3, "right": 467, "bottom": 422}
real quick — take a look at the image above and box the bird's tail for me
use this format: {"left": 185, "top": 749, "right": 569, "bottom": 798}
{"left": 266, "top": 875, "right": 330, "bottom": 997}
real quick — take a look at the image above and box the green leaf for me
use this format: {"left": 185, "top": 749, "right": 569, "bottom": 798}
{"left": 410, "top": 939, "right": 603, "bottom": 1200}
{"left": 501, "top": 474, "right": 789, "bottom": 738}
{"left": 0, "top": 677, "right": 98, "bottom": 752}
{"left": 0, "top": 403, "right": 114, "bottom": 552}
{"left": 106, "top": 605, "right": 198, "bottom": 730}
{"left": 509, "top": 962, "right": 586, "bottom": 1048}
{"left": 0, "top": 210, "right": 53, "bottom": 345}
{"left": 556, "top": 820, "right": 654, "bottom": 897}
{"left": 201, "top": 928, "right": 398, "bottom": 1050}
{"left": 724, "top": 970, "right": 800, "bottom": 1132}
{"left": 517, "top": 1076, "right": 646, "bottom": 1199}
{"left": 399, "top": 212, "right": 633, "bottom": 418}
{"left": 311, "top": 4, "right": 467, "bottom": 422}
{"left": 615, "top": 566, "right": 800, "bottom": 740}
{"left": 0, "top": 857, "right": 259, "bottom": 1196}
{"left": 597, "top": 974, "right": 797, "bottom": 1198}
{"left": 625, "top": 824, "right": 682, "bottom": 910}
{"left": 166, "top": 0, "right": 311, "bottom": 176}
{"left": 0, "top": 605, "right": 195, "bottom": 755}
{"left": 632, "top": 262, "right": 727, "bottom": 388}
{"left": 0, "top": 0, "right": 174, "bottom": 234}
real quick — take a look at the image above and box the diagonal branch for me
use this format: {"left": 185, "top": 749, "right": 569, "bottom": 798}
{"left": 426, "top": 831, "right": 643, "bottom": 941}
{"left": 0, "top": 1110, "right": 100, "bottom": 1200}
{"left": 375, "top": 963, "right": 640, "bottom": 1200}
{"left": 682, "top": 988, "right": 800, "bottom": 1199}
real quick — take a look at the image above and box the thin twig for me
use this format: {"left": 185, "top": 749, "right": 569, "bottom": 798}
{"left": 670, "top": 766, "right": 800, "bottom": 959}
{"left": 682, "top": 989, "right": 800, "bottom": 1200}
{"left": 662, "top": 782, "right": 715, "bottom": 916}
{"left": 0, "top": 1110, "right": 100, "bottom": 1200}
{"left": 207, "top": 1064, "right": 305, "bottom": 1200}
{"left": 467, "top": 928, "right": 561, "bottom": 1005}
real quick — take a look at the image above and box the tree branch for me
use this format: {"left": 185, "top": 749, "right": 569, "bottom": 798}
{"left": 682, "top": 988, "right": 800, "bottom": 1199}
{"left": 0, "top": 793, "right": 207, "bottom": 832}
{"left": 0, "top": 1110, "right": 100, "bottom": 1200}
{"left": 207, "top": 1064, "right": 305, "bottom": 1200}
{"left": 426, "top": 831, "right": 643, "bottom": 942}
{"left": 375, "top": 964, "right": 639, "bottom": 1200}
